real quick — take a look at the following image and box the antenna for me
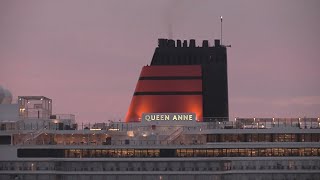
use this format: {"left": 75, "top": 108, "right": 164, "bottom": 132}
{"left": 220, "top": 16, "right": 223, "bottom": 45}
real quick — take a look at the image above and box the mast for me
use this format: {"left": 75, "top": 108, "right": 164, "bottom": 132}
{"left": 220, "top": 16, "right": 223, "bottom": 45}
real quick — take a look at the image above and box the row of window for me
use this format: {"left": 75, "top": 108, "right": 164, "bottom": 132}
{"left": 207, "top": 134, "right": 320, "bottom": 142}
{"left": 18, "top": 148, "right": 320, "bottom": 158}
{"left": 177, "top": 148, "right": 320, "bottom": 157}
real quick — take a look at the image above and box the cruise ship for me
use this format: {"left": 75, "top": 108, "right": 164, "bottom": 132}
{"left": 0, "top": 39, "right": 319, "bottom": 180}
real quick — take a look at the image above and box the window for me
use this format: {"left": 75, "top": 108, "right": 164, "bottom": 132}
{"left": 207, "top": 149, "right": 214, "bottom": 157}
{"left": 17, "top": 148, "right": 320, "bottom": 158}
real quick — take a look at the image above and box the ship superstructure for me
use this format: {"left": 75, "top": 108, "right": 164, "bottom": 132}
{"left": 0, "top": 40, "right": 319, "bottom": 180}
{"left": 1, "top": 111, "right": 320, "bottom": 180}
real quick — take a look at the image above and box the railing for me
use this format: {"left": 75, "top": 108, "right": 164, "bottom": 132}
{"left": 16, "top": 140, "right": 205, "bottom": 146}
{"left": 1, "top": 117, "right": 320, "bottom": 132}
{"left": 2, "top": 164, "right": 319, "bottom": 172}
{"left": 205, "top": 117, "right": 320, "bottom": 130}
{"left": 1, "top": 164, "right": 320, "bottom": 172}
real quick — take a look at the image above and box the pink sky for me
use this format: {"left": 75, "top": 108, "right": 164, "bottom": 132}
{"left": 1, "top": 0, "right": 320, "bottom": 123}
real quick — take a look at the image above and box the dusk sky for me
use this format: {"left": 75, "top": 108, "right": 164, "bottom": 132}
{"left": 1, "top": 0, "right": 319, "bottom": 123}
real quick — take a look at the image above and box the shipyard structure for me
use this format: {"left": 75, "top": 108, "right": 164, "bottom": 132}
{"left": 0, "top": 39, "right": 319, "bottom": 180}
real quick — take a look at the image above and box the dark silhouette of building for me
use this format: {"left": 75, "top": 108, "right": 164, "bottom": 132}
{"left": 126, "top": 39, "right": 228, "bottom": 122}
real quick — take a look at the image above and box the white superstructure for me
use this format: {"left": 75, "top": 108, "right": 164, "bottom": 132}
{"left": 0, "top": 96, "right": 319, "bottom": 180}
